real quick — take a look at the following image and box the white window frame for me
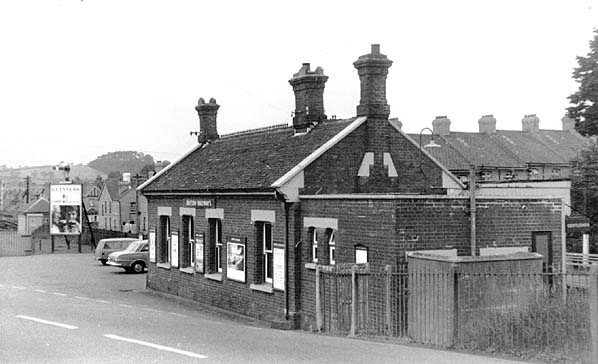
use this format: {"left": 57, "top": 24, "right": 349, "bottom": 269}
{"left": 481, "top": 171, "right": 492, "bottom": 181}
{"left": 311, "top": 228, "right": 318, "bottom": 263}
{"left": 215, "top": 220, "right": 222, "bottom": 273}
{"left": 328, "top": 230, "right": 336, "bottom": 265}
{"left": 263, "top": 223, "right": 273, "bottom": 284}
{"left": 181, "top": 215, "right": 194, "bottom": 269}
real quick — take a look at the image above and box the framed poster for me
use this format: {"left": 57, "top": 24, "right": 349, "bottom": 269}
{"left": 195, "top": 232, "right": 204, "bottom": 273}
{"left": 149, "top": 227, "right": 156, "bottom": 263}
{"left": 226, "top": 237, "right": 245, "bottom": 282}
{"left": 171, "top": 231, "right": 179, "bottom": 268}
{"left": 273, "top": 242, "right": 285, "bottom": 291}
{"left": 355, "top": 244, "right": 368, "bottom": 264}
{"left": 49, "top": 184, "right": 82, "bottom": 235}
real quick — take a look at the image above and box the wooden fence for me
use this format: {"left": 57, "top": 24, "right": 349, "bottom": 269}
{"left": 0, "top": 231, "right": 32, "bottom": 256}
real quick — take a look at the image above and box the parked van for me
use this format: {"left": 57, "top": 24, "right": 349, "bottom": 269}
{"left": 94, "top": 238, "right": 138, "bottom": 265}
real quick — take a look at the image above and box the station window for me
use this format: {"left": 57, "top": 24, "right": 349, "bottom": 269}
{"left": 181, "top": 215, "right": 194, "bottom": 270}
{"left": 310, "top": 228, "right": 318, "bottom": 263}
{"left": 328, "top": 230, "right": 336, "bottom": 265}
{"left": 208, "top": 218, "right": 222, "bottom": 273}
{"left": 158, "top": 215, "right": 170, "bottom": 264}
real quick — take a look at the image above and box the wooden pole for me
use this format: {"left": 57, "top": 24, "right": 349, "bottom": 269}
{"left": 589, "top": 264, "right": 598, "bottom": 361}
{"left": 385, "top": 265, "right": 392, "bottom": 336}
{"left": 315, "top": 265, "right": 322, "bottom": 332}
{"left": 350, "top": 265, "right": 357, "bottom": 337}
{"left": 469, "top": 165, "right": 477, "bottom": 256}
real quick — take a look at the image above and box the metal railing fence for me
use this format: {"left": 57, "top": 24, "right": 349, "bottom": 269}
{"left": 315, "top": 264, "right": 595, "bottom": 363}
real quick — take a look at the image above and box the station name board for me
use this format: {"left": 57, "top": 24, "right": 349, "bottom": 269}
{"left": 185, "top": 199, "right": 213, "bottom": 208}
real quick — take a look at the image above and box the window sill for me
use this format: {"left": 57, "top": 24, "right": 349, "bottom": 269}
{"left": 157, "top": 262, "right": 171, "bottom": 270}
{"left": 204, "top": 272, "right": 223, "bottom": 282}
{"left": 179, "top": 267, "right": 194, "bottom": 275}
{"left": 304, "top": 262, "right": 317, "bottom": 270}
{"left": 250, "top": 283, "right": 273, "bottom": 294}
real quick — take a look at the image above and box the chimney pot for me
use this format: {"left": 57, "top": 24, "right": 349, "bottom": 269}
{"left": 478, "top": 114, "right": 497, "bottom": 134}
{"left": 354, "top": 44, "right": 393, "bottom": 117}
{"left": 561, "top": 115, "right": 575, "bottom": 131}
{"left": 195, "top": 97, "right": 220, "bottom": 143}
{"left": 522, "top": 114, "right": 540, "bottom": 132}
{"left": 289, "top": 63, "right": 328, "bottom": 132}
{"left": 432, "top": 115, "right": 451, "bottom": 136}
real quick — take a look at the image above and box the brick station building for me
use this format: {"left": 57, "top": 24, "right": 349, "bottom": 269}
{"left": 138, "top": 45, "right": 563, "bottom": 329}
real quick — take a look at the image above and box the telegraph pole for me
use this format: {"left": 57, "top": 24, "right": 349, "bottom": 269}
{"left": 23, "top": 176, "right": 30, "bottom": 204}
{"left": 469, "top": 165, "right": 477, "bottom": 256}
{"left": 132, "top": 173, "right": 143, "bottom": 238}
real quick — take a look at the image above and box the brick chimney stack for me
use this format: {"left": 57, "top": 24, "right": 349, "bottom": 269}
{"left": 522, "top": 114, "right": 540, "bottom": 133}
{"left": 478, "top": 114, "right": 497, "bottom": 134}
{"left": 195, "top": 97, "right": 220, "bottom": 143}
{"left": 289, "top": 63, "right": 328, "bottom": 132}
{"left": 432, "top": 116, "right": 451, "bottom": 136}
{"left": 561, "top": 115, "right": 575, "bottom": 131}
{"left": 353, "top": 44, "right": 393, "bottom": 118}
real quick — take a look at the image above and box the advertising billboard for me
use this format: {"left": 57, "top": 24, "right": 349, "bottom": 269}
{"left": 49, "top": 184, "right": 82, "bottom": 235}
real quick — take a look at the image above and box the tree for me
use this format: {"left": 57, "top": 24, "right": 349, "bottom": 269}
{"left": 88, "top": 151, "right": 154, "bottom": 176}
{"left": 567, "top": 29, "right": 598, "bottom": 136}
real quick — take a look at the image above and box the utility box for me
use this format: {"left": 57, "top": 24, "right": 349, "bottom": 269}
{"left": 407, "top": 251, "right": 543, "bottom": 347}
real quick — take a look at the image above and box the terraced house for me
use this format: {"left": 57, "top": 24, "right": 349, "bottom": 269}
{"left": 139, "top": 45, "right": 573, "bottom": 329}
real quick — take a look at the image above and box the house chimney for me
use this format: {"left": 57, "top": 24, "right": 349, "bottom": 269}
{"left": 195, "top": 97, "right": 220, "bottom": 143}
{"left": 353, "top": 44, "right": 393, "bottom": 117}
{"left": 522, "top": 114, "right": 539, "bottom": 132}
{"left": 288, "top": 63, "right": 328, "bottom": 132}
{"left": 478, "top": 114, "right": 497, "bottom": 134}
{"left": 432, "top": 116, "right": 451, "bottom": 136}
{"left": 562, "top": 115, "right": 575, "bottom": 131}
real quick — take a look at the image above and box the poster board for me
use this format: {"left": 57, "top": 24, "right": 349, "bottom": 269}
{"left": 226, "top": 237, "right": 246, "bottom": 282}
{"left": 273, "top": 242, "right": 285, "bottom": 291}
{"left": 195, "top": 232, "right": 204, "bottom": 273}
{"left": 171, "top": 231, "right": 179, "bottom": 268}
{"left": 49, "top": 184, "right": 82, "bottom": 235}
{"left": 355, "top": 244, "right": 368, "bottom": 264}
{"left": 148, "top": 227, "right": 156, "bottom": 263}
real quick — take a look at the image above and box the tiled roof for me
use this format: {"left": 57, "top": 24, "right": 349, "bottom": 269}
{"left": 25, "top": 198, "right": 49, "bottom": 214}
{"left": 103, "top": 181, "right": 122, "bottom": 200}
{"left": 142, "top": 118, "right": 357, "bottom": 192}
{"left": 410, "top": 129, "right": 588, "bottom": 171}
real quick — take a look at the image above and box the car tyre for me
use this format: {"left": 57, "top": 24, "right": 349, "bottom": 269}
{"left": 100, "top": 259, "right": 108, "bottom": 266}
{"left": 131, "top": 261, "right": 145, "bottom": 274}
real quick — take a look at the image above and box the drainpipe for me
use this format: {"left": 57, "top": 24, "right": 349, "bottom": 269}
{"left": 275, "top": 190, "right": 290, "bottom": 321}
{"left": 469, "top": 165, "right": 476, "bottom": 256}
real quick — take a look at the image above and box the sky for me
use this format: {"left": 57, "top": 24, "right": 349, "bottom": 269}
{"left": 1, "top": 0, "right": 597, "bottom": 168}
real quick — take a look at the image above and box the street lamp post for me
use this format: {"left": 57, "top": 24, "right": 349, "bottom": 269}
{"left": 418, "top": 127, "right": 441, "bottom": 192}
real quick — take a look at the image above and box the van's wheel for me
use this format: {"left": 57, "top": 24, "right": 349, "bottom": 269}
{"left": 100, "top": 259, "right": 108, "bottom": 266}
{"left": 131, "top": 262, "right": 145, "bottom": 274}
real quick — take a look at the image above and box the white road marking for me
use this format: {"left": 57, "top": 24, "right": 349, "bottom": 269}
{"left": 169, "top": 312, "right": 188, "bottom": 318}
{"left": 11, "top": 286, "right": 26, "bottom": 290}
{"left": 119, "top": 304, "right": 133, "bottom": 308}
{"left": 74, "top": 296, "right": 89, "bottom": 300}
{"left": 16, "top": 315, "right": 78, "bottom": 330}
{"left": 95, "top": 299, "right": 111, "bottom": 304}
{"left": 34, "top": 289, "right": 47, "bottom": 293}
{"left": 52, "top": 292, "right": 67, "bottom": 297}
{"left": 142, "top": 307, "right": 160, "bottom": 312}
{"left": 104, "top": 334, "right": 207, "bottom": 359}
